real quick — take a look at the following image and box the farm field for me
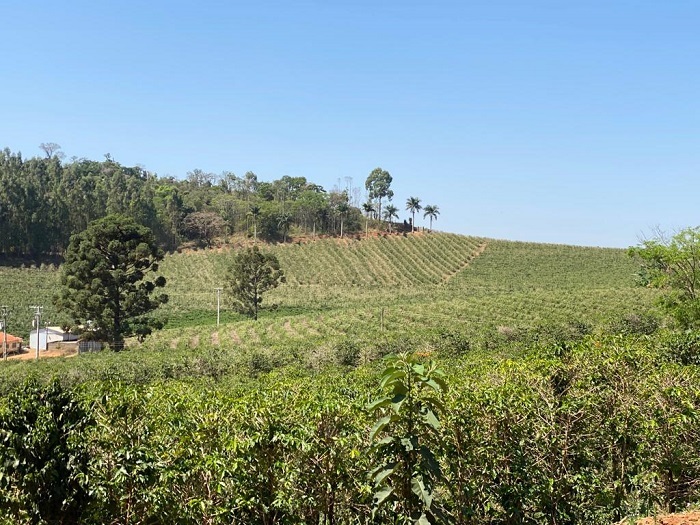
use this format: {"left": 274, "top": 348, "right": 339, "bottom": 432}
{"left": 151, "top": 233, "right": 658, "bottom": 352}
{"left": 0, "top": 232, "right": 658, "bottom": 350}
{"left": 4, "top": 231, "right": 694, "bottom": 525}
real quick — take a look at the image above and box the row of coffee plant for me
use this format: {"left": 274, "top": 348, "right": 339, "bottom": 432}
{"left": 2, "top": 333, "right": 700, "bottom": 524}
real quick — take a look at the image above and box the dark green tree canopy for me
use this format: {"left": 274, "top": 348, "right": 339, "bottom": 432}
{"left": 55, "top": 214, "right": 168, "bottom": 348}
{"left": 227, "top": 246, "right": 285, "bottom": 320}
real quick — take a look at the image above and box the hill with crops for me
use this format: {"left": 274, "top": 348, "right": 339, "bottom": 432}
{"left": 5, "top": 231, "right": 699, "bottom": 525}
{"left": 0, "top": 232, "right": 657, "bottom": 344}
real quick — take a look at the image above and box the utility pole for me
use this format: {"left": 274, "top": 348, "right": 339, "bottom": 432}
{"left": 1, "top": 305, "right": 8, "bottom": 361}
{"left": 29, "top": 306, "right": 42, "bottom": 360}
{"left": 215, "top": 288, "right": 223, "bottom": 326}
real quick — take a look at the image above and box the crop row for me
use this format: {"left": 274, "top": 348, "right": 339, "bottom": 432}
{"left": 2, "top": 337, "right": 700, "bottom": 523}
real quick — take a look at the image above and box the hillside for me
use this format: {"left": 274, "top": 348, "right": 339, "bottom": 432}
{"left": 0, "top": 232, "right": 658, "bottom": 349}
{"left": 2, "top": 232, "right": 695, "bottom": 525}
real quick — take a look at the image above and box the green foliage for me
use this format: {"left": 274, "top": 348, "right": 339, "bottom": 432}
{"left": 368, "top": 352, "right": 448, "bottom": 523}
{"left": 227, "top": 246, "right": 285, "bottom": 320}
{"left": 55, "top": 214, "right": 168, "bottom": 348}
{"left": 422, "top": 205, "right": 439, "bottom": 231}
{"left": 630, "top": 227, "right": 700, "bottom": 328}
{"left": 659, "top": 329, "right": 700, "bottom": 365}
{"left": 405, "top": 197, "right": 422, "bottom": 232}
{"left": 0, "top": 379, "right": 91, "bottom": 524}
{"left": 1, "top": 337, "right": 700, "bottom": 523}
{"left": 365, "top": 167, "right": 393, "bottom": 220}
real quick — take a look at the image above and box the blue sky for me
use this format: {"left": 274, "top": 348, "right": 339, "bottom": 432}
{"left": 1, "top": 0, "right": 698, "bottom": 247}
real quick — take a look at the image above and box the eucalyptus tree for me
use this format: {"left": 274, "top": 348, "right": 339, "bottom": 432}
{"left": 423, "top": 205, "right": 440, "bottom": 232}
{"left": 365, "top": 168, "right": 393, "bottom": 222}
{"left": 405, "top": 196, "right": 422, "bottom": 233}
{"left": 383, "top": 204, "right": 399, "bottom": 233}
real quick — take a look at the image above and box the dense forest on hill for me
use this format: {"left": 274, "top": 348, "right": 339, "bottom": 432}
{"left": 0, "top": 146, "right": 377, "bottom": 256}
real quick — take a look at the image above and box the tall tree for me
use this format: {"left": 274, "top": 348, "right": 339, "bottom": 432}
{"left": 423, "top": 205, "right": 440, "bottom": 232}
{"left": 362, "top": 201, "right": 376, "bottom": 239}
{"left": 277, "top": 213, "right": 291, "bottom": 243}
{"left": 227, "top": 246, "right": 285, "bottom": 320}
{"left": 405, "top": 197, "right": 422, "bottom": 233}
{"left": 55, "top": 215, "right": 168, "bottom": 349}
{"left": 337, "top": 201, "right": 349, "bottom": 238}
{"left": 383, "top": 204, "right": 399, "bottom": 233}
{"left": 365, "top": 168, "right": 393, "bottom": 223}
{"left": 248, "top": 205, "right": 261, "bottom": 244}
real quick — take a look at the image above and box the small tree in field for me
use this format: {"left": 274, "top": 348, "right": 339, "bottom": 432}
{"left": 227, "top": 247, "right": 285, "bottom": 320}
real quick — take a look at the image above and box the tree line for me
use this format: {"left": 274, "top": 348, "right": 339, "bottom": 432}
{"left": 0, "top": 145, "right": 439, "bottom": 257}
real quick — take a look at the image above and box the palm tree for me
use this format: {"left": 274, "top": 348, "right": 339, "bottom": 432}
{"left": 277, "top": 213, "right": 291, "bottom": 242}
{"left": 337, "top": 202, "right": 349, "bottom": 238}
{"left": 423, "top": 205, "right": 439, "bottom": 232}
{"left": 248, "top": 205, "right": 261, "bottom": 244}
{"left": 383, "top": 204, "right": 399, "bottom": 233}
{"left": 405, "top": 197, "right": 422, "bottom": 233}
{"left": 362, "top": 201, "right": 375, "bottom": 238}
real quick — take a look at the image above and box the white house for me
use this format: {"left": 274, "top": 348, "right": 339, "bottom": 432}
{"left": 29, "top": 327, "right": 79, "bottom": 351}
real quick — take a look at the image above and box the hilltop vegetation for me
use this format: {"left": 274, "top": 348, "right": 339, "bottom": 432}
{"left": 0, "top": 146, "right": 418, "bottom": 258}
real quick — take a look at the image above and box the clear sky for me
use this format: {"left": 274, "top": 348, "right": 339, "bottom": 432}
{"left": 1, "top": 1, "right": 698, "bottom": 247}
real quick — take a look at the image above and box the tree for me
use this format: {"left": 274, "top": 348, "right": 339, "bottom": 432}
{"left": 365, "top": 168, "right": 393, "bottom": 223}
{"left": 182, "top": 210, "right": 226, "bottom": 246}
{"left": 405, "top": 197, "right": 422, "bottom": 233}
{"left": 277, "top": 213, "right": 291, "bottom": 242}
{"left": 362, "top": 201, "right": 376, "bottom": 238}
{"left": 330, "top": 191, "right": 350, "bottom": 238}
{"left": 227, "top": 246, "right": 285, "bottom": 320}
{"left": 55, "top": 215, "right": 168, "bottom": 349}
{"left": 629, "top": 227, "right": 700, "bottom": 328}
{"left": 383, "top": 204, "right": 399, "bottom": 233}
{"left": 368, "top": 352, "right": 448, "bottom": 523}
{"left": 39, "top": 142, "right": 64, "bottom": 160}
{"left": 423, "top": 205, "right": 440, "bottom": 232}
{"left": 248, "top": 205, "right": 261, "bottom": 243}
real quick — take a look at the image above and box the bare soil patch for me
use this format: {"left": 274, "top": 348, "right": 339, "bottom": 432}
{"left": 8, "top": 346, "right": 78, "bottom": 360}
{"left": 635, "top": 512, "right": 700, "bottom": 524}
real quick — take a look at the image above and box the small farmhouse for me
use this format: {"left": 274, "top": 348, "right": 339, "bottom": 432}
{"left": 1, "top": 333, "right": 23, "bottom": 354}
{"left": 29, "top": 327, "right": 79, "bottom": 351}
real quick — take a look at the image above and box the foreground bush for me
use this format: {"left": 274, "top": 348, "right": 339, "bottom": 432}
{"left": 1, "top": 336, "right": 700, "bottom": 524}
